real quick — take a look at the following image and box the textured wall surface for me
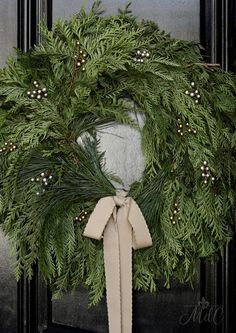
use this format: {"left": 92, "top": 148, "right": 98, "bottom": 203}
{"left": 53, "top": 0, "right": 199, "bottom": 41}
{"left": 97, "top": 109, "right": 145, "bottom": 189}
{"left": 0, "top": 233, "right": 17, "bottom": 333}
{"left": 0, "top": 1, "right": 17, "bottom": 332}
{"left": 52, "top": 1, "right": 201, "bottom": 332}
{"left": 0, "top": 0, "right": 17, "bottom": 67}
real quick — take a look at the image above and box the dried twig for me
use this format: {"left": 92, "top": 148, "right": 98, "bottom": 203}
{"left": 186, "top": 62, "right": 221, "bottom": 68}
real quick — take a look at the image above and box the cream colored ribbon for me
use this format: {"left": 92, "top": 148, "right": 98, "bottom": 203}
{"left": 83, "top": 191, "right": 153, "bottom": 333}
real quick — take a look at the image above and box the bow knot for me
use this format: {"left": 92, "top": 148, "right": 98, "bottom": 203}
{"left": 113, "top": 192, "right": 129, "bottom": 208}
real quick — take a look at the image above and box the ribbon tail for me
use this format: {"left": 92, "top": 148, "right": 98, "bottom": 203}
{"left": 117, "top": 205, "right": 133, "bottom": 333}
{"left": 104, "top": 214, "right": 122, "bottom": 333}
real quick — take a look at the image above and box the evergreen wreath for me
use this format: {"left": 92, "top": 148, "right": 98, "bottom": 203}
{"left": 0, "top": 2, "right": 236, "bottom": 305}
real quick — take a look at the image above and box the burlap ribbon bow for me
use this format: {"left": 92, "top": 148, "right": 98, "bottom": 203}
{"left": 83, "top": 191, "right": 153, "bottom": 333}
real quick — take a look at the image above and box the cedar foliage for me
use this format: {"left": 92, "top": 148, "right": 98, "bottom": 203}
{"left": 0, "top": 2, "right": 236, "bottom": 304}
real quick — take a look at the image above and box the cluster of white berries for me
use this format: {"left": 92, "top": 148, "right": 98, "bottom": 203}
{"left": 75, "top": 41, "right": 87, "bottom": 71}
{"left": 27, "top": 81, "right": 48, "bottom": 99}
{"left": 177, "top": 118, "right": 184, "bottom": 136}
{"left": 31, "top": 172, "right": 53, "bottom": 195}
{"left": 170, "top": 202, "right": 180, "bottom": 225}
{"left": 134, "top": 50, "right": 150, "bottom": 63}
{"left": 177, "top": 118, "right": 197, "bottom": 136}
{"left": 185, "top": 122, "right": 197, "bottom": 135}
{"left": 74, "top": 210, "right": 88, "bottom": 223}
{"left": 185, "top": 82, "right": 201, "bottom": 104}
{"left": 0, "top": 142, "right": 17, "bottom": 154}
{"left": 201, "top": 161, "right": 215, "bottom": 184}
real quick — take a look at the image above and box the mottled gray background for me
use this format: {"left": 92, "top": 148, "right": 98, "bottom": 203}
{"left": 0, "top": 1, "right": 17, "bottom": 332}
{"left": 0, "top": 0, "right": 17, "bottom": 67}
{"left": 53, "top": 0, "right": 200, "bottom": 41}
{"left": 0, "top": 233, "right": 17, "bottom": 333}
{"left": 52, "top": 1, "right": 200, "bottom": 332}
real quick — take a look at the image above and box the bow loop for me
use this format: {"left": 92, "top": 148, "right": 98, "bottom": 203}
{"left": 83, "top": 196, "right": 115, "bottom": 240}
{"left": 129, "top": 198, "right": 153, "bottom": 250}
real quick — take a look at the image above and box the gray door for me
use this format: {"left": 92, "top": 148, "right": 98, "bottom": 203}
{"left": 50, "top": 1, "right": 200, "bottom": 332}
